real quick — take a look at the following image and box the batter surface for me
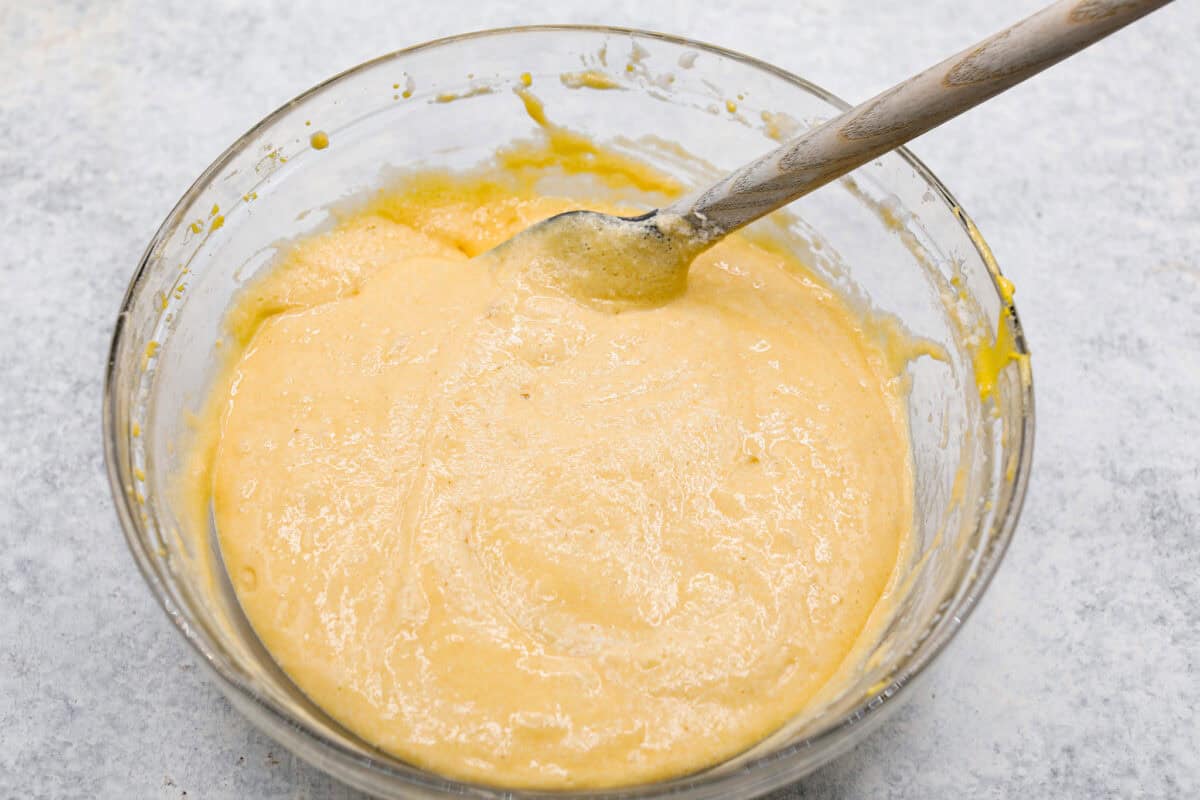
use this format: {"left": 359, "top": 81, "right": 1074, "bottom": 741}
{"left": 190, "top": 140, "right": 914, "bottom": 788}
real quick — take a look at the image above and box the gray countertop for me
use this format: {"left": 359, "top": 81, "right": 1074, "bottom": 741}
{"left": 2, "top": 1, "right": 1197, "bottom": 797}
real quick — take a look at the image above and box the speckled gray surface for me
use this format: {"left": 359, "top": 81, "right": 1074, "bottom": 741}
{"left": 1, "top": 1, "right": 1197, "bottom": 798}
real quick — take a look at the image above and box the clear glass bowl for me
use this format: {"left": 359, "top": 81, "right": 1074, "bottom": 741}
{"left": 103, "top": 26, "right": 1033, "bottom": 799}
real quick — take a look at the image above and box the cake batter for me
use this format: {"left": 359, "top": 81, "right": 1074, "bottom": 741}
{"left": 186, "top": 128, "right": 915, "bottom": 789}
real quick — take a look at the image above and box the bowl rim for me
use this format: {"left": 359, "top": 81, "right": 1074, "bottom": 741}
{"left": 103, "top": 23, "right": 1034, "bottom": 799}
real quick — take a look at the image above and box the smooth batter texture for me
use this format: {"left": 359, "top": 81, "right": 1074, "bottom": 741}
{"left": 187, "top": 125, "right": 915, "bottom": 789}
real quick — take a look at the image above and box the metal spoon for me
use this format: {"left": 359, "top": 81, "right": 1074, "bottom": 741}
{"left": 495, "top": 0, "right": 1170, "bottom": 305}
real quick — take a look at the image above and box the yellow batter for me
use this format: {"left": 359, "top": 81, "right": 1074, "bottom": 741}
{"left": 187, "top": 121, "right": 914, "bottom": 789}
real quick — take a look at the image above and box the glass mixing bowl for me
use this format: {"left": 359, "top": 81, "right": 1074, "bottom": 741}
{"left": 103, "top": 26, "right": 1033, "bottom": 799}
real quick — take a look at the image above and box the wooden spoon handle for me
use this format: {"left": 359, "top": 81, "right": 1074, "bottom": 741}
{"left": 665, "top": 0, "right": 1171, "bottom": 237}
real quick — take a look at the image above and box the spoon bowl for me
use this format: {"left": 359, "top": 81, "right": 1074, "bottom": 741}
{"left": 488, "top": 208, "right": 706, "bottom": 306}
